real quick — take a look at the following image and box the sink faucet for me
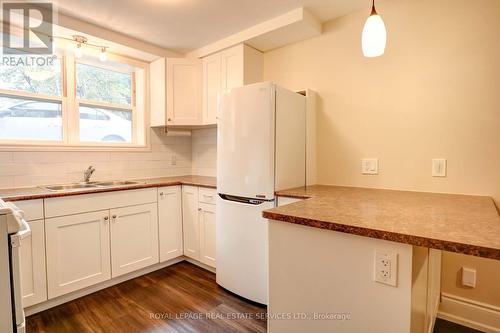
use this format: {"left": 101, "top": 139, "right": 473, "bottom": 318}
{"left": 83, "top": 166, "right": 96, "bottom": 183}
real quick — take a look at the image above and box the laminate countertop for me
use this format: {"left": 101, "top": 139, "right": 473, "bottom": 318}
{"left": 264, "top": 185, "right": 500, "bottom": 260}
{"left": 0, "top": 175, "right": 216, "bottom": 202}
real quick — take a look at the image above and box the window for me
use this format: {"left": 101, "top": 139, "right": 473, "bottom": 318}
{"left": 76, "top": 62, "right": 135, "bottom": 144}
{"left": 0, "top": 59, "right": 63, "bottom": 142}
{"left": 0, "top": 53, "right": 147, "bottom": 149}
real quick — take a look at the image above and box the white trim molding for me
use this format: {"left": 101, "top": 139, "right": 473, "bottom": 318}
{"left": 438, "top": 293, "right": 500, "bottom": 333}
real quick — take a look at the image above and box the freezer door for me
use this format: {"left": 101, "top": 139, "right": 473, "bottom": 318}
{"left": 217, "top": 82, "right": 275, "bottom": 200}
{"left": 216, "top": 195, "right": 272, "bottom": 304}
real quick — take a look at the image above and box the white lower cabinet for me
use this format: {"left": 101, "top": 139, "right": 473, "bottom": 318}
{"left": 182, "top": 186, "right": 217, "bottom": 268}
{"left": 45, "top": 210, "right": 111, "bottom": 299}
{"left": 182, "top": 186, "right": 200, "bottom": 260}
{"left": 20, "top": 219, "right": 47, "bottom": 307}
{"left": 199, "top": 203, "right": 216, "bottom": 268}
{"left": 158, "top": 186, "right": 183, "bottom": 262}
{"left": 17, "top": 184, "right": 215, "bottom": 306}
{"left": 110, "top": 203, "right": 159, "bottom": 277}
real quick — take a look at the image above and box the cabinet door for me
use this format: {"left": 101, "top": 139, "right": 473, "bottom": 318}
{"left": 110, "top": 203, "right": 159, "bottom": 277}
{"left": 20, "top": 219, "right": 47, "bottom": 307}
{"left": 199, "top": 203, "right": 216, "bottom": 268}
{"left": 158, "top": 186, "right": 183, "bottom": 262}
{"left": 166, "top": 58, "right": 202, "bottom": 125}
{"left": 150, "top": 57, "right": 166, "bottom": 126}
{"left": 202, "top": 53, "right": 221, "bottom": 125}
{"left": 220, "top": 45, "right": 244, "bottom": 91}
{"left": 45, "top": 211, "right": 111, "bottom": 298}
{"left": 182, "top": 185, "right": 199, "bottom": 260}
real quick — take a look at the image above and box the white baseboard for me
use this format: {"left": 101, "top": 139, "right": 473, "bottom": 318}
{"left": 185, "top": 257, "right": 216, "bottom": 273}
{"left": 25, "top": 256, "right": 214, "bottom": 316}
{"left": 438, "top": 293, "right": 500, "bottom": 333}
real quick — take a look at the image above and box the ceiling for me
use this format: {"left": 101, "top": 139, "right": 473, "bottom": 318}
{"left": 52, "top": 0, "right": 372, "bottom": 54}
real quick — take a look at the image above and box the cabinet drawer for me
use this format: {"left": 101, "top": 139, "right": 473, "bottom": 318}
{"left": 12, "top": 199, "right": 44, "bottom": 221}
{"left": 45, "top": 188, "right": 157, "bottom": 218}
{"left": 198, "top": 187, "right": 216, "bottom": 205}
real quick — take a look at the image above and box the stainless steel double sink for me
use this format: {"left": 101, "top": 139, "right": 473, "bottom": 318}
{"left": 40, "top": 180, "right": 144, "bottom": 192}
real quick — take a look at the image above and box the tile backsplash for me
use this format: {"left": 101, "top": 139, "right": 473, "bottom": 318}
{"left": 191, "top": 128, "right": 217, "bottom": 177}
{"left": 0, "top": 128, "right": 192, "bottom": 189}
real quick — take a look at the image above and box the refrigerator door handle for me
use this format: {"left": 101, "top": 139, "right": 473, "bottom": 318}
{"left": 218, "top": 194, "right": 274, "bottom": 205}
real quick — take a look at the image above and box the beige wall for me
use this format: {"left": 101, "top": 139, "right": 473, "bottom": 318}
{"left": 263, "top": 0, "right": 500, "bottom": 306}
{"left": 0, "top": 128, "right": 191, "bottom": 188}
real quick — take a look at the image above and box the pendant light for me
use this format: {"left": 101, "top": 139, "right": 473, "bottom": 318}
{"left": 361, "top": 0, "right": 386, "bottom": 57}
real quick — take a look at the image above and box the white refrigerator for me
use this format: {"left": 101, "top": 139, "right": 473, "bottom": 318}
{"left": 216, "top": 81, "right": 306, "bottom": 304}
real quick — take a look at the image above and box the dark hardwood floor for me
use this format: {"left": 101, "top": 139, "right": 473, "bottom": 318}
{"left": 433, "top": 318, "right": 485, "bottom": 333}
{"left": 26, "top": 261, "right": 484, "bottom": 333}
{"left": 26, "top": 262, "right": 267, "bottom": 333}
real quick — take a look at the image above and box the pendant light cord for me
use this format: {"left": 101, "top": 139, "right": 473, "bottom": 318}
{"left": 371, "top": 0, "right": 377, "bottom": 15}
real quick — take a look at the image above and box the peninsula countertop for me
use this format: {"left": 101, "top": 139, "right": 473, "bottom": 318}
{"left": 0, "top": 175, "right": 216, "bottom": 202}
{"left": 263, "top": 185, "right": 500, "bottom": 260}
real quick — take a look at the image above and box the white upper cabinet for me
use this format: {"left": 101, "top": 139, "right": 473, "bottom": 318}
{"left": 150, "top": 58, "right": 166, "bottom": 127}
{"left": 158, "top": 186, "right": 183, "bottom": 262}
{"left": 202, "top": 44, "right": 263, "bottom": 125}
{"left": 110, "top": 203, "right": 159, "bottom": 277}
{"left": 150, "top": 44, "right": 262, "bottom": 127}
{"left": 166, "top": 58, "right": 202, "bottom": 126}
{"left": 202, "top": 53, "right": 222, "bottom": 125}
{"left": 220, "top": 45, "right": 244, "bottom": 91}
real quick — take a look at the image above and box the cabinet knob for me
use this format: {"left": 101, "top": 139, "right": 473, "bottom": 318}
{"left": 198, "top": 208, "right": 202, "bottom": 211}
{"left": 167, "top": 118, "right": 172, "bottom": 122}
{"left": 104, "top": 216, "right": 109, "bottom": 221}
{"left": 159, "top": 192, "right": 164, "bottom": 196}
{"left": 112, "top": 214, "right": 117, "bottom": 219}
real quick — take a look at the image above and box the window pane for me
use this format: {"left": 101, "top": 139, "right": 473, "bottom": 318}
{"left": 0, "top": 57, "right": 62, "bottom": 96}
{"left": 0, "top": 96, "right": 62, "bottom": 141}
{"left": 76, "top": 63, "right": 132, "bottom": 106}
{"left": 79, "top": 106, "right": 132, "bottom": 143}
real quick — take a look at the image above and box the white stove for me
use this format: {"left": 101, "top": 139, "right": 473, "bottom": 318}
{"left": 0, "top": 198, "right": 30, "bottom": 333}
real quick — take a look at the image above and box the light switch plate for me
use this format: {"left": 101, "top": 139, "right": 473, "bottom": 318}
{"left": 432, "top": 159, "right": 447, "bottom": 177}
{"left": 362, "top": 158, "right": 378, "bottom": 175}
{"left": 374, "top": 250, "right": 398, "bottom": 287}
{"left": 462, "top": 267, "right": 476, "bottom": 288}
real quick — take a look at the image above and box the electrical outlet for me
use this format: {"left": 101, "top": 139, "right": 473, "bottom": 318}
{"left": 374, "top": 250, "right": 398, "bottom": 287}
{"left": 362, "top": 158, "right": 378, "bottom": 175}
{"left": 462, "top": 267, "right": 476, "bottom": 288}
{"left": 432, "top": 159, "right": 446, "bottom": 177}
{"left": 170, "top": 154, "right": 177, "bottom": 166}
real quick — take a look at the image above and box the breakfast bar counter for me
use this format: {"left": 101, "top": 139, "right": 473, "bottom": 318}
{"left": 264, "top": 185, "right": 499, "bottom": 333}
{"left": 264, "top": 185, "right": 500, "bottom": 260}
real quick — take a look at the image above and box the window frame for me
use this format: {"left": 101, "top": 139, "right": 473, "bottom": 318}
{"left": 0, "top": 52, "right": 150, "bottom": 151}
